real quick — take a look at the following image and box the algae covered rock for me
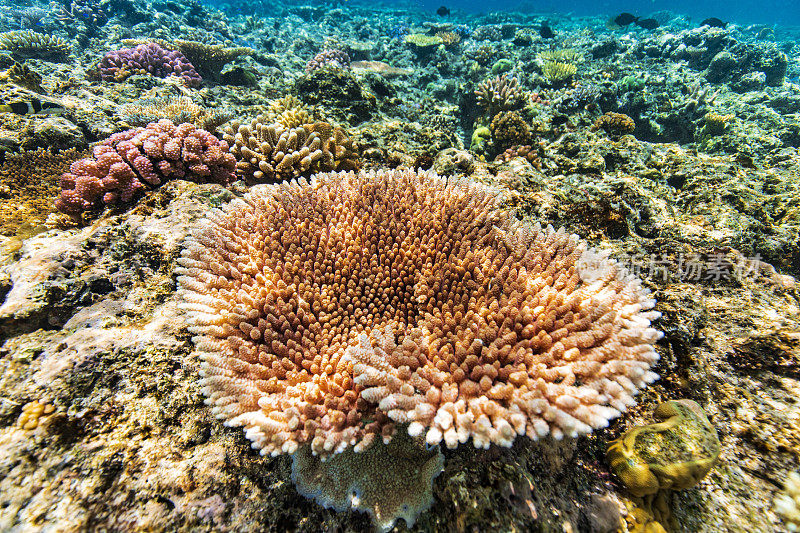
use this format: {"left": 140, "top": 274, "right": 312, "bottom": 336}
{"left": 607, "top": 399, "right": 721, "bottom": 497}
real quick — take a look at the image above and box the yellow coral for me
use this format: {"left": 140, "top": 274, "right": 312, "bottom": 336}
{"left": 17, "top": 401, "right": 55, "bottom": 430}
{"left": 540, "top": 61, "right": 577, "bottom": 83}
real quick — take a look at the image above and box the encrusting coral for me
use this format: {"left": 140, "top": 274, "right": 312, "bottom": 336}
{"left": 177, "top": 168, "right": 661, "bottom": 459}
{"left": 221, "top": 116, "right": 359, "bottom": 183}
{"left": 607, "top": 399, "right": 720, "bottom": 498}
{"left": 56, "top": 119, "right": 236, "bottom": 216}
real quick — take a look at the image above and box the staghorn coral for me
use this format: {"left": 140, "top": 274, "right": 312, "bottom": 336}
{"left": 540, "top": 61, "right": 577, "bottom": 84}
{"left": 490, "top": 110, "right": 531, "bottom": 152}
{"left": 56, "top": 120, "right": 235, "bottom": 216}
{"left": 538, "top": 48, "right": 583, "bottom": 64}
{"left": 775, "top": 471, "right": 800, "bottom": 531}
{"left": 99, "top": 43, "right": 202, "bottom": 87}
{"left": 474, "top": 74, "right": 525, "bottom": 115}
{"left": 116, "top": 97, "right": 233, "bottom": 130}
{"left": 0, "top": 31, "right": 71, "bottom": 60}
{"left": 592, "top": 112, "right": 636, "bottom": 137}
{"left": 435, "top": 31, "right": 461, "bottom": 47}
{"left": 221, "top": 117, "right": 358, "bottom": 184}
{"left": 404, "top": 33, "right": 443, "bottom": 49}
{"left": 306, "top": 48, "right": 351, "bottom": 73}
{"left": 176, "top": 168, "right": 662, "bottom": 462}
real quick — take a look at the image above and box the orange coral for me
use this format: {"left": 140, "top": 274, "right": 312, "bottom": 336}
{"left": 177, "top": 169, "right": 661, "bottom": 457}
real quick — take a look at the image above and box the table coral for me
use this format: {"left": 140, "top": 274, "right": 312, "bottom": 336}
{"left": 99, "top": 43, "right": 202, "bottom": 87}
{"left": 0, "top": 31, "right": 70, "bottom": 60}
{"left": 55, "top": 120, "right": 235, "bottom": 216}
{"left": 176, "top": 169, "right": 661, "bottom": 524}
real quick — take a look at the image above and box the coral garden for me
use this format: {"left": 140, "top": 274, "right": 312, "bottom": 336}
{"left": 0, "top": 0, "right": 799, "bottom": 532}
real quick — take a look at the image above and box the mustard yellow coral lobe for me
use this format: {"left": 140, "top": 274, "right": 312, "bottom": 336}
{"left": 607, "top": 399, "right": 721, "bottom": 497}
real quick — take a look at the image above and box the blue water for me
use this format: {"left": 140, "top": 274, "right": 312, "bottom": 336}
{"left": 409, "top": 0, "right": 800, "bottom": 27}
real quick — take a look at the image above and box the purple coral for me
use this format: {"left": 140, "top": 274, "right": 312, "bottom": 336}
{"left": 56, "top": 119, "right": 236, "bottom": 216}
{"left": 99, "top": 43, "right": 202, "bottom": 87}
{"left": 305, "top": 48, "right": 351, "bottom": 72}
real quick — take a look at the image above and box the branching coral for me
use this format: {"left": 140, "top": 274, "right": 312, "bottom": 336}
{"left": 0, "top": 31, "right": 71, "bottom": 60}
{"left": 177, "top": 168, "right": 661, "bottom": 457}
{"left": 474, "top": 74, "right": 525, "bottom": 115}
{"left": 56, "top": 120, "right": 235, "bottom": 216}
{"left": 540, "top": 61, "right": 577, "bottom": 84}
{"left": 100, "top": 43, "right": 202, "bottom": 87}
{"left": 116, "top": 97, "right": 233, "bottom": 130}
{"left": 220, "top": 117, "right": 358, "bottom": 183}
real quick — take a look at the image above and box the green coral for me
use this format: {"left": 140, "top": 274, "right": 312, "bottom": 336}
{"left": 404, "top": 33, "right": 443, "bottom": 48}
{"left": 618, "top": 75, "right": 646, "bottom": 94}
{"left": 491, "top": 58, "right": 514, "bottom": 76}
{"left": 470, "top": 126, "right": 491, "bottom": 152}
{"left": 541, "top": 61, "right": 577, "bottom": 84}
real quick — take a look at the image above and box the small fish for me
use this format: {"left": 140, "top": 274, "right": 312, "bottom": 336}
{"left": 635, "top": 18, "right": 660, "bottom": 30}
{"left": 700, "top": 17, "right": 727, "bottom": 28}
{"left": 0, "top": 97, "right": 66, "bottom": 116}
{"left": 611, "top": 12, "right": 639, "bottom": 27}
{"left": 540, "top": 23, "right": 555, "bottom": 39}
{"left": 436, "top": 6, "right": 450, "bottom": 16}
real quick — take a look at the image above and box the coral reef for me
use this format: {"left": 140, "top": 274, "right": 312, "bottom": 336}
{"left": 495, "top": 144, "right": 542, "bottom": 169}
{"left": 56, "top": 120, "right": 235, "bottom": 216}
{"left": 221, "top": 116, "right": 358, "bottom": 183}
{"left": 99, "top": 43, "right": 202, "bottom": 87}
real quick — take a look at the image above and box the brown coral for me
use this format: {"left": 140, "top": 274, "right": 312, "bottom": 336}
{"left": 592, "top": 112, "right": 636, "bottom": 137}
{"left": 221, "top": 117, "right": 359, "bottom": 184}
{"left": 474, "top": 74, "right": 525, "bottom": 115}
{"left": 490, "top": 110, "right": 531, "bottom": 151}
{"left": 176, "top": 169, "right": 662, "bottom": 458}
{"left": 116, "top": 97, "right": 233, "bottom": 130}
{"left": 0, "top": 147, "right": 86, "bottom": 235}
{"left": 495, "top": 144, "right": 541, "bottom": 169}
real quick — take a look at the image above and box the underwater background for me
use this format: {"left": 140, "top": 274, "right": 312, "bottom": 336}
{"left": 0, "top": 0, "right": 799, "bottom": 531}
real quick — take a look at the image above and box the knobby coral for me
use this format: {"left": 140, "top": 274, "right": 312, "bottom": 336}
{"left": 56, "top": 119, "right": 235, "bottom": 216}
{"left": 592, "top": 112, "right": 636, "bottom": 137}
{"left": 306, "top": 48, "right": 351, "bottom": 72}
{"left": 177, "top": 168, "right": 661, "bottom": 458}
{"left": 99, "top": 43, "right": 202, "bottom": 87}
